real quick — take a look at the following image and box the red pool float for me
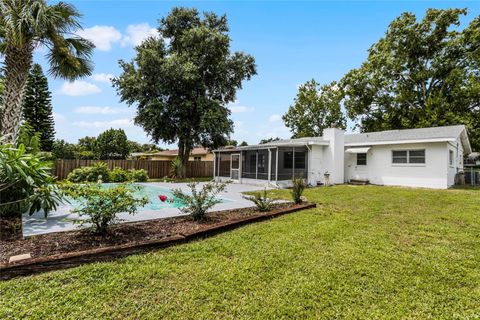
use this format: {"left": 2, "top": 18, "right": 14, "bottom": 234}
{"left": 158, "top": 195, "right": 168, "bottom": 202}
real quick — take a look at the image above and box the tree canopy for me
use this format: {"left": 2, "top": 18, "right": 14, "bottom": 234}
{"left": 341, "top": 8, "right": 480, "bottom": 150}
{"left": 283, "top": 80, "right": 346, "bottom": 138}
{"left": 22, "top": 64, "right": 55, "bottom": 151}
{"left": 113, "top": 7, "right": 256, "bottom": 176}
{"left": 94, "top": 128, "right": 130, "bottom": 160}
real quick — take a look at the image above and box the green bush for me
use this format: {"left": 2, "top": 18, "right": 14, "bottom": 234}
{"left": 292, "top": 177, "right": 307, "bottom": 204}
{"left": 67, "top": 162, "right": 111, "bottom": 183}
{"left": 62, "top": 182, "right": 148, "bottom": 234}
{"left": 110, "top": 167, "right": 130, "bottom": 182}
{"left": 0, "top": 144, "right": 64, "bottom": 240}
{"left": 127, "top": 169, "right": 148, "bottom": 182}
{"left": 172, "top": 181, "right": 227, "bottom": 220}
{"left": 243, "top": 189, "right": 274, "bottom": 212}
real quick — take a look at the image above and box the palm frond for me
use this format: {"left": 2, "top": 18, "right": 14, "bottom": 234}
{"left": 46, "top": 35, "right": 94, "bottom": 80}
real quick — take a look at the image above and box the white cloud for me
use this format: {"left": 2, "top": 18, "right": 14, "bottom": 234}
{"left": 228, "top": 100, "right": 254, "bottom": 113}
{"left": 268, "top": 114, "right": 282, "bottom": 122}
{"left": 121, "top": 23, "right": 159, "bottom": 47}
{"left": 52, "top": 112, "right": 66, "bottom": 121}
{"left": 58, "top": 81, "right": 101, "bottom": 96}
{"left": 76, "top": 25, "right": 122, "bottom": 51}
{"left": 75, "top": 106, "right": 130, "bottom": 115}
{"left": 234, "top": 121, "right": 244, "bottom": 128}
{"left": 92, "top": 73, "right": 114, "bottom": 83}
{"left": 72, "top": 118, "right": 134, "bottom": 128}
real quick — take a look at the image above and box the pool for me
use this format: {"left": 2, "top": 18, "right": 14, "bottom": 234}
{"left": 91, "top": 183, "right": 190, "bottom": 210}
{"left": 23, "top": 182, "right": 233, "bottom": 236}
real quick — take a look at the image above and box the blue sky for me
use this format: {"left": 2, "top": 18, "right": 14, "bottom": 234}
{"left": 34, "top": 1, "right": 479, "bottom": 148}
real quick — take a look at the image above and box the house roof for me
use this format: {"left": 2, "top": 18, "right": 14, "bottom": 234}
{"left": 345, "top": 125, "right": 471, "bottom": 153}
{"left": 152, "top": 147, "right": 211, "bottom": 157}
{"left": 214, "top": 125, "right": 472, "bottom": 154}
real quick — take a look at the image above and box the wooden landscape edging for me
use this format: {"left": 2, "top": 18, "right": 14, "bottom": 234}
{"left": 0, "top": 203, "right": 316, "bottom": 280}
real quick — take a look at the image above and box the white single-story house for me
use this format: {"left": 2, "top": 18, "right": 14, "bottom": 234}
{"left": 213, "top": 125, "right": 472, "bottom": 189}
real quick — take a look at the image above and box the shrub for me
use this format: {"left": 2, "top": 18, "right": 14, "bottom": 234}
{"left": 170, "top": 157, "right": 183, "bottom": 179}
{"left": 292, "top": 177, "right": 307, "bottom": 204}
{"left": 0, "top": 144, "right": 63, "bottom": 240}
{"left": 128, "top": 169, "right": 148, "bottom": 182}
{"left": 67, "top": 162, "right": 111, "bottom": 183}
{"left": 110, "top": 167, "right": 129, "bottom": 182}
{"left": 62, "top": 182, "right": 148, "bottom": 234}
{"left": 172, "top": 181, "right": 227, "bottom": 220}
{"left": 243, "top": 189, "right": 274, "bottom": 212}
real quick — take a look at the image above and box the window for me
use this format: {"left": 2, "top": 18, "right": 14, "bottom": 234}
{"left": 194, "top": 156, "right": 201, "bottom": 162}
{"left": 392, "top": 150, "right": 425, "bottom": 164}
{"left": 392, "top": 150, "right": 408, "bottom": 164}
{"left": 294, "top": 152, "right": 306, "bottom": 169}
{"left": 249, "top": 154, "right": 256, "bottom": 170}
{"left": 356, "top": 153, "right": 367, "bottom": 165}
{"left": 284, "top": 151, "right": 293, "bottom": 169}
{"left": 449, "top": 150, "right": 454, "bottom": 166}
{"left": 258, "top": 153, "right": 266, "bottom": 170}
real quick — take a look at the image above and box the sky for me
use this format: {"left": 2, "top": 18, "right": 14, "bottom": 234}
{"left": 33, "top": 0, "right": 480, "bottom": 149}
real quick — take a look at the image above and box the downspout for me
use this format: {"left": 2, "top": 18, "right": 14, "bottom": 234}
{"left": 306, "top": 144, "right": 311, "bottom": 185}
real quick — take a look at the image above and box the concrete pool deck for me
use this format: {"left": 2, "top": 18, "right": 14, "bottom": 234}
{"left": 23, "top": 182, "right": 268, "bottom": 236}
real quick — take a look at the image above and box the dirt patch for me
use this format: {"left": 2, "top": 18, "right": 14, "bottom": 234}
{"left": 1, "top": 203, "right": 301, "bottom": 264}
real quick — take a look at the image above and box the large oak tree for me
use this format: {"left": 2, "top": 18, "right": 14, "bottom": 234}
{"left": 341, "top": 9, "right": 480, "bottom": 150}
{"left": 113, "top": 7, "right": 256, "bottom": 177}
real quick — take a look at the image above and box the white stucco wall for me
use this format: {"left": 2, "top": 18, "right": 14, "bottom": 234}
{"left": 323, "top": 128, "right": 345, "bottom": 184}
{"left": 307, "top": 145, "right": 325, "bottom": 185}
{"left": 447, "top": 137, "right": 465, "bottom": 187}
{"left": 345, "top": 142, "right": 450, "bottom": 189}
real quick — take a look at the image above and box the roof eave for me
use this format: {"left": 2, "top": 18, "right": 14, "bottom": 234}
{"left": 345, "top": 137, "right": 456, "bottom": 147}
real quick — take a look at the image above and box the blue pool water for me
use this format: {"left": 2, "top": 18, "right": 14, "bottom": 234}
{"left": 69, "top": 183, "right": 230, "bottom": 211}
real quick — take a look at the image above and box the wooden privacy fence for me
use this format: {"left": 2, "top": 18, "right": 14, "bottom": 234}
{"left": 53, "top": 159, "right": 214, "bottom": 180}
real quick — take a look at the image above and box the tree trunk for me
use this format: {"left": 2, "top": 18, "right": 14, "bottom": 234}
{"left": 0, "top": 215, "right": 23, "bottom": 241}
{"left": 1, "top": 45, "right": 34, "bottom": 144}
{"left": 177, "top": 138, "right": 191, "bottom": 179}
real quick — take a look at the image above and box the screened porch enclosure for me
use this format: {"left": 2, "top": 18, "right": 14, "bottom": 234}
{"left": 214, "top": 146, "right": 308, "bottom": 182}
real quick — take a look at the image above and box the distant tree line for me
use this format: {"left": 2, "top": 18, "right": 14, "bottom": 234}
{"left": 51, "top": 128, "right": 163, "bottom": 160}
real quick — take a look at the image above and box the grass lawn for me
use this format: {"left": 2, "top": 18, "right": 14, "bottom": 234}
{"left": 1, "top": 186, "right": 479, "bottom": 319}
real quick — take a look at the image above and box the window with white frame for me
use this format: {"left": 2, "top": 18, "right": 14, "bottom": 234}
{"left": 392, "top": 150, "right": 425, "bottom": 164}
{"left": 449, "top": 150, "right": 454, "bottom": 166}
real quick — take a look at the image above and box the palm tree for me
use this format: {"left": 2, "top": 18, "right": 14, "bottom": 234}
{"left": 0, "top": 0, "right": 94, "bottom": 143}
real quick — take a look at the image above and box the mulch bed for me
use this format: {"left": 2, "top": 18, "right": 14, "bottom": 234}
{"left": 0, "top": 202, "right": 315, "bottom": 279}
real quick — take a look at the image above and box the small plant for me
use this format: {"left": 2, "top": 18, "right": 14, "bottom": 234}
{"left": 172, "top": 181, "right": 227, "bottom": 220}
{"left": 66, "top": 162, "right": 111, "bottom": 183}
{"left": 243, "top": 189, "right": 274, "bottom": 212}
{"left": 109, "top": 167, "right": 129, "bottom": 182}
{"left": 127, "top": 169, "right": 149, "bottom": 182}
{"left": 62, "top": 182, "right": 148, "bottom": 234}
{"left": 292, "top": 177, "right": 307, "bottom": 204}
{"left": 170, "top": 157, "right": 183, "bottom": 179}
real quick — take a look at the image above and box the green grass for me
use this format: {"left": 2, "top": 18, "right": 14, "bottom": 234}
{"left": 1, "top": 185, "right": 479, "bottom": 319}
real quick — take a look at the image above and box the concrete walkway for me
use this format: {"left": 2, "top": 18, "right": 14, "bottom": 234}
{"left": 23, "top": 182, "right": 267, "bottom": 236}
